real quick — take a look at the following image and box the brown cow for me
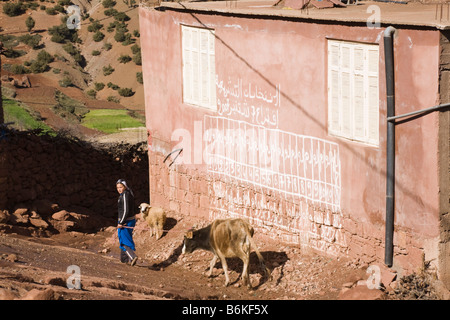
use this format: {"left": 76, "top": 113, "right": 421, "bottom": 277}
{"left": 181, "top": 218, "right": 271, "bottom": 288}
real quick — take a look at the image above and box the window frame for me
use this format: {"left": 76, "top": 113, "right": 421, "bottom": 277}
{"left": 327, "top": 39, "right": 380, "bottom": 147}
{"left": 181, "top": 25, "right": 217, "bottom": 111}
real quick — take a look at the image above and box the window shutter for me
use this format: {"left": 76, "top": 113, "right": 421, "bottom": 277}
{"left": 327, "top": 40, "right": 379, "bottom": 146}
{"left": 191, "top": 28, "right": 200, "bottom": 103}
{"left": 367, "top": 47, "right": 379, "bottom": 144}
{"left": 328, "top": 41, "right": 340, "bottom": 134}
{"left": 182, "top": 26, "right": 216, "bottom": 111}
{"left": 182, "top": 27, "right": 192, "bottom": 103}
{"left": 353, "top": 45, "right": 366, "bottom": 141}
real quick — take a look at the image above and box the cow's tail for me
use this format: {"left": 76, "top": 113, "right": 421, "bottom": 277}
{"left": 246, "top": 228, "right": 272, "bottom": 281}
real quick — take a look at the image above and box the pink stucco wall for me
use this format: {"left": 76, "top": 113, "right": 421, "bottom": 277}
{"left": 139, "top": 6, "right": 441, "bottom": 273}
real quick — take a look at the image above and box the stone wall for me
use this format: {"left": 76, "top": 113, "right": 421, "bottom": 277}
{"left": 0, "top": 129, "right": 149, "bottom": 225}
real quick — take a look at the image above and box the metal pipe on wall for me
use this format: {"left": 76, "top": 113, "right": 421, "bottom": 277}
{"left": 384, "top": 26, "right": 396, "bottom": 267}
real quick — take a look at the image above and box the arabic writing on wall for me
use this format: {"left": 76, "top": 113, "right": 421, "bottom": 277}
{"left": 216, "top": 76, "right": 280, "bottom": 127}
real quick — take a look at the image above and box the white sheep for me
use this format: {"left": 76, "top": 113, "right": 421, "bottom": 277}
{"left": 138, "top": 203, "right": 166, "bottom": 240}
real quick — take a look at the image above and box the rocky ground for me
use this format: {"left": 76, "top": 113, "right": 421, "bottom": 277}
{"left": 1, "top": 205, "right": 446, "bottom": 302}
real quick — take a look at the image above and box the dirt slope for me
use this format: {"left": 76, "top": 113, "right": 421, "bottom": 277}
{"left": 0, "top": 210, "right": 371, "bottom": 301}
{"left": 1, "top": 0, "right": 145, "bottom": 139}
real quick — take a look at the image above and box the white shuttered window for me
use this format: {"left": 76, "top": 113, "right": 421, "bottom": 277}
{"left": 182, "top": 25, "right": 216, "bottom": 111}
{"left": 327, "top": 40, "right": 379, "bottom": 146}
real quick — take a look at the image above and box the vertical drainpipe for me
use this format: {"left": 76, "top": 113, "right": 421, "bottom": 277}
{"left": 384, "top": 26, "right": 396, "bottom": 267}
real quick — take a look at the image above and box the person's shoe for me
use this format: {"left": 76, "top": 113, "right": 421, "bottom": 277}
{"left": 131, "top": 256, "right": 138, "bottom": 266}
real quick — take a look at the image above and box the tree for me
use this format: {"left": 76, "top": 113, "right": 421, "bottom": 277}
{"left": 93, "top": 31, "right": 105, "bottom": 42}
{"left": 25, "top": 16, "right": 35, "bottom": 33}
{"left": 118, "top": 88, "right": 134, "bottom": 97}
{"left": 132, "top": 51, "right": 141, "bottom": 66}
{"left": 3, "top": 3, "right": 26, "bottom": 17}
{"left": 118, "top": 54, "right": 131, "bottom": 63}
{"left": 136, "top": 72, "right": 143, "bottom": 84}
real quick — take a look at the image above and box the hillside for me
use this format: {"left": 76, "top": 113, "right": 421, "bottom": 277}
{"left": 0, "top": 0, "right": 145, "bottom": 140}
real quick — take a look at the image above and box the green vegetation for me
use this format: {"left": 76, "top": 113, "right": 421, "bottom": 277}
{"left": 94, "top": 82, "right": 105, "bottom": 91}
{"left": 88, "top": 20, "right": 103, "bottom": 33}
{"left": 25, "top": 16, "right": 35, "bottom": 32}
{"left": 102, "top": 0, "right": 117, "bottom": 8}
{"left": 118, "top": 54, "right": 131, "bottom": 64}
{"left": 3, "top": 2, "right": 26, "bottom": 17}
{"left": 2, "top": 96, "right": 53, "bottom": 134}
{"left": 136, "top": 72, "right": 143, "bottom": 84}
{"left": 48, "top": 23, "right": 79, "bottom": 44}
{"left": 103, "top": 65, "right": 114, "bottom": 76}
{"left": 103, "top": 42, "right": 112, "bottom": 51}
{"left": 19, "top": 34, "right": 42, "bottom": 49}
{"left": 93, "top": 31, "right": 105, "bottom": 42}
{"left": 132, "top": 50, "right": 141, "bottom": 65}
{"left": 118, "top": 88, "right": 134, "bottom": 97}
{"left": 86, "top": 89, "right": 97, "bottom": 99}
{"left": 52, "top": 90, "right": 88, "bottom": 122}
{"left": 82, "top": 109, "right": 143, "bottom": 133}
{"left": 59, "top": 75, "right": 73, "bottom": 87}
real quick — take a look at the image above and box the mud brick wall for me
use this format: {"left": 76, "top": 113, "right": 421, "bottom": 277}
{"left": 0, "top": 129, "right": 149, "bottom": 219}
{"left": 149, "top": 149, "right": 349, "bottom": 258}
{"left": 149, "top": 146, "right": 444, "bottom": 277}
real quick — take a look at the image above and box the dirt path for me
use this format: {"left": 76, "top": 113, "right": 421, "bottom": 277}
{"left": 0, "top": 211, "right": 372, "bottom": 302}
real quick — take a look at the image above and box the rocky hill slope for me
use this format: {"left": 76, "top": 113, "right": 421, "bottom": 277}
{"left": 1, "top": 0, "right": 145, "bottom": 140}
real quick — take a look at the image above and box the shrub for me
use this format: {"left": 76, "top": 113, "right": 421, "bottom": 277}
{"left": 132, "top": 30, "right": 140, "bottom": 38}
{"left": 3, "top": 3, "right": 26, "bottom": 17}
{"left": 72, "top": 53, "right": 85, "bottom": 66}
{"left": 91, "top": 50, "right": 100, "bottom": 56}
{"left": 114, "top": 12, "right": 130, "bottom": 22}
{"left": 53, "top": 4, "right": 65, "bottom": 13}
{"left": 103, "top": 42, "right": 112, "bottom": 51}
{"left": 63, "top": 43, "right": 77, "bottom": 55}
{"left": 103, "top": 65, "right": 114, "bottom": 76}
{"left": 25, "top": 16, "right": 35, "bottom": 32}
{"left": 132, "top": 51, "right": 141, "bottom": 65}
{"left": 118, "top": 88, "right": 134, "bottom": 97}
{"left": 48, "top": 24, "right": 78, "bottom": 43}
{"left": 107, "top": 96, "right": 120, "bottom": 103}
{"left": 59, "top": 76, "right": 73, "bottom": 87}
{"left": 118, "top": 54, "right": 131, "bottom": 64}
{"left": 102, "top": 0, "right": 116, "bottom": 8}
{"left": 115, "top": 22, "right": 128, "bottom": 33}
{"left": 86, "top": 89, "right": 97, "bottom": 99}
{"left": 114, "top": 30, "right": 125, "bottom": 43}
{"left": 58, "top": 0, "right": 73, "bottom": 6}
{"left": 10, "top": 64, "right": 30, "bottom": 74}
{"left": 29, "top": 60, "right": 49, "bottom": 73}
{"left": 131, "top": 44, "right": 140, "bottom": 54}
{"left": 107, "top": 82, "right": 119, "bottom": 90}
{"left": 121, "top": 33, "right": 134, "bottom": 46}
{"left": 93, "top": 31, "right": 105, "bottom": 42}
{"left": 37, "top": 50, "right": 54, "bottom": 64}
{"left": 136, "top": 72, "right": 143, "bottom": 84}
{"left": 94, "top": 82, "right": 105, "bottom": 91}
{"left": 19, "top": 34, "right": 42, "bottom": 49}
{"left": 87, "top": 20, "right": 103, "bottom": 33}
{"left": 104, "top": 8, "right": 118, "bottom": 16}
{"left": 45, "top": 7, "right": 57, "bottom": 15}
